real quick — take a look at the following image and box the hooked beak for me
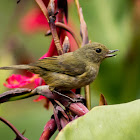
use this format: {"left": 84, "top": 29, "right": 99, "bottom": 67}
{"left": 105, "top": 49, "right": 119, "bottom": 57}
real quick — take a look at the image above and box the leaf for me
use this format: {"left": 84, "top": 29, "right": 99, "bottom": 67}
{"left": 56, "top": 99, "right": 140, "bottom": 140}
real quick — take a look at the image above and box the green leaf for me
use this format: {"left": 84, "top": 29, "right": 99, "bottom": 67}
{"left": 56, "top": 99, "right": 140, "bottom": 140}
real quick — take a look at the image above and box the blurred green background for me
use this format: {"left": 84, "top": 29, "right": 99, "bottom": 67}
{"left": 0, "top": 0, "right": 140, "bottom": 139}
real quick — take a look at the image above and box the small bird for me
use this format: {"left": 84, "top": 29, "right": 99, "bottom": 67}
{"left": 0, "top": 42, "right": 118, "bottom": 93}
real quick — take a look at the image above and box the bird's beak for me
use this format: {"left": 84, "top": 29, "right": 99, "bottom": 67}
{"left": 105, "top": 49, "right": 119, "bottom": 57}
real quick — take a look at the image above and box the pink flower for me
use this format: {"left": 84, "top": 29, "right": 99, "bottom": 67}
{"left": 4, "top": 74, "right": 39, "bottom": 89}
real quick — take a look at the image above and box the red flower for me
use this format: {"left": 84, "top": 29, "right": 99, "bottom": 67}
{"left": 4, "top": 0, "right": 78, "bottom": 104}
{"left": 20, "top": 0, "right": 73, "bottom": 34}
{"left": 20, "top": 8, "right": 49, "bottom": 33}
{"left": 4, "top": 74, "right": 37, "bottom": 88}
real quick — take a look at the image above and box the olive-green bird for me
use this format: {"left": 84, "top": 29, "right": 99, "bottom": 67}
{"left": 0, "top": 42, "right": 118, "bottom": 92}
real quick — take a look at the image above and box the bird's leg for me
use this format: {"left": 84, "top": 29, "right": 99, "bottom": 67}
{"left": 49, "top": 86, "right": 83, "bottom": 103}
{"left": 52, "top": 90, "right": 76, "bottom": 102}
{"left": 68, "top": 90, "right": 85, "bottom": 103}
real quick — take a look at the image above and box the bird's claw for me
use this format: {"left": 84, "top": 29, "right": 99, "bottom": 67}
{"left": 72, "top": 97, "right": 84, "bottom": 103}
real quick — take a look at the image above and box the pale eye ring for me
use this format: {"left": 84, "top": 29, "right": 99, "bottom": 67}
{"left": 96, "top": 48, "right": 102, "bottom": 53}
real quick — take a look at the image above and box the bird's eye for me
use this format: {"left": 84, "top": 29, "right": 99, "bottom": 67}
{"left": 96, "top": 48, "right": 102, "bottom": 53}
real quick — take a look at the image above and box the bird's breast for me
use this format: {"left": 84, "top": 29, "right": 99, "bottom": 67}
{"left": 76, "top": 65, "right": 99, "bottom": 87}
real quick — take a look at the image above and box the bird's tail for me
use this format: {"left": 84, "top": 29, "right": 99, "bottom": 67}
{"left": 0, "top": 65, "right": 31, "bottom": 70}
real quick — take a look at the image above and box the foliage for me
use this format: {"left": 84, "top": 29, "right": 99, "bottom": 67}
{"left": 56, "top": 99, "right": 140, "bottom": 140}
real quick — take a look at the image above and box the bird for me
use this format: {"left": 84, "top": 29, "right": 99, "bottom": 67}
{"left": 0, "top": 42, "right": 118, "bottom": 97}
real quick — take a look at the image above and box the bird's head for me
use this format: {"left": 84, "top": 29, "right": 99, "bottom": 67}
{"left": 82, "top": 42, "right": 118, "bottom": 64}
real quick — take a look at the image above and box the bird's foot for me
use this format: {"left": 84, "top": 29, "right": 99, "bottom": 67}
{"left": 52, "top": 90, "right": 83, "bottom": 103}
{"left": 69, "top": 90, "right": 85, "bottom": 103}
{"left": 71, "top": 98, "right": 82, "bottom": 103}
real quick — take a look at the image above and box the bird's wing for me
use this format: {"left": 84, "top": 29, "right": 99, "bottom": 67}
{"left": 32, "top": 54, "right": 86, "bottom": 76}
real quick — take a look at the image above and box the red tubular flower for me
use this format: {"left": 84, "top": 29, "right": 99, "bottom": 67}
{"left": 60, "top": 116, "right": 69, "bottom": 129}
{"left": 39, "top": 118, "right": 57, "bottom": 140}
{"left": 69, "top": 103, "right": 89, "bottom": 116}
